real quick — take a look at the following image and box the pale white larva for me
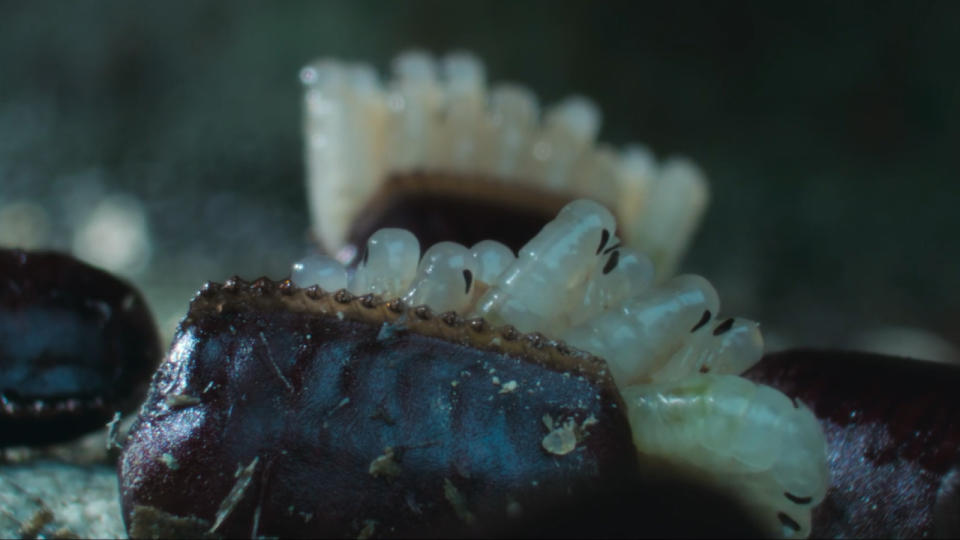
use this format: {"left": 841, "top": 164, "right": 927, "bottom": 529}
{"left": 621, "top": 374, "right": 829, "bottom": 539}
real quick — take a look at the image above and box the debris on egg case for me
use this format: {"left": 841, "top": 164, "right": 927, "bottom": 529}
{"left": 300, "top": 50, "right": 708, "bottom": 279}
{"left": 291, "top": 199, "right": 830, "bottom": 539}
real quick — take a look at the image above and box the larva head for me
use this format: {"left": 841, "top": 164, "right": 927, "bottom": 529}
{"left": 570, "top": 245, "right": 655, "bottom": 327}
{"left": 291, "top": 253, "right": 347, "bottom": 292}
{"left": 469, "top": 239, "right": 515, "bottom": 285}
{"left": 655, "top": 316, "right": 764, "bottom": 383}
{"left": 402, "top": 241, "right": 478, "bottom": 313}
{"left": 348, "top": 227, "right": 420, "bottom": 298}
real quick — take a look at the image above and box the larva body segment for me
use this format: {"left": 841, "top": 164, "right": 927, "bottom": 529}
{"left": 621, "top": 374, "right": 829, "bottom": 539}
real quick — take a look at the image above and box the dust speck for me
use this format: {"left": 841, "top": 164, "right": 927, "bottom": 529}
{"left": 368, "top": 447, "right": 401, "bottom": 479}
{"left": 159, "top": 453, "right": 179, "bottom": 470}
{"left": 443, "top": 478, "right": 475, "bottom": 525}
{"left": 541, "top": 418, "right": 578, "bottom": 456}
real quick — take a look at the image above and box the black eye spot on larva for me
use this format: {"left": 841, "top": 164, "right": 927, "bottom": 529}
{"left": 462, "top": 269, "right": 473, "bottom": 294}
{"left": 784, "top": 492, "right": 813, "bottom": 505}
{"left": 712, "top": 318, "right": 734, "bottom": 336}
{"left": 602, "top": 242, "right": 622, "bottom": 255}
{"left": 596, "top": 229, "right": 610, "bottom": 254}
{"left": 778, "top": 512, "right": 802, "bottom": 532}
{"left": 691, "top": 310, "right": 711, "bottom": 332}
{"left": 791, "top": 397, "right": 800, "bottom": 409}
{"left": 602, "top": 250, "right": 620, "bottom": 275}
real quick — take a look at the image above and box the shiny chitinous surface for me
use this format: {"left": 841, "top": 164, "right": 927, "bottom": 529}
{"left": 119, "top": 278, "right": 647, "bottom": 538}
{"left": 0, "top": 249, "right": 161, "bottom": 446}
{"left": 744, "top": 349, "right": 960, "bottom": 538}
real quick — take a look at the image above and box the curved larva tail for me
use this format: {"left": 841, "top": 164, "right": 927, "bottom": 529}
{"left": 621, "top": 374, "right": 829, "bottom": 539}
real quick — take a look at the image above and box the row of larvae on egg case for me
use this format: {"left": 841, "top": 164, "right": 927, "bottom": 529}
{"left": 301, "top": 49, "right": 708, "bottom": 280}
{"left": 292, "top": 199, "right": 830, "bottom": 540}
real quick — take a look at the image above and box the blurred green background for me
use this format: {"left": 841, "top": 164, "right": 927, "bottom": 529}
{"left": 0, "top": 1, "right": 957, "bottom": 358}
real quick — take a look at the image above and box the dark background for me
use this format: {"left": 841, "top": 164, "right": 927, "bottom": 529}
{"left": 0, "top": 1, "right": 957, "bottom": 357}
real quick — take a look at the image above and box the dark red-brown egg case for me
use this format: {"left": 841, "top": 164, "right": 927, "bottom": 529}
{"left": 0, "top": 248, "right": 161, "bottom": 447}
{"left": 744, "top": 349, "right": 960, "bottom": 538}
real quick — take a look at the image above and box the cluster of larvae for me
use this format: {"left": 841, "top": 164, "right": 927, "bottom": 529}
{"left": 291, "top": 199, "right": 829, "bottom": 539}
{"left": 302, "top": 50, "right": 707, "bottom": 277}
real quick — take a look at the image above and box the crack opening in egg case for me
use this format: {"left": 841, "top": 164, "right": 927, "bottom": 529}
{"left": 118, "top": 51, "right": 830, "bottom": 538}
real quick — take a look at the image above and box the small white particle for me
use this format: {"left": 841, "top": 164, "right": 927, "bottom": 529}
{"left": 541, "top": 417, "right": 579, "bottom": 456}
{"left": 159, "top": 452, "right": 180, "bottom": 470}
{"left": 499, "top": 380, "right": 518, "bottom": 394}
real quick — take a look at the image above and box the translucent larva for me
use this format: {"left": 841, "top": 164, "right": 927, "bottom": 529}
{"left": 621, "top": 374, "right": 829, "bottom": 539}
